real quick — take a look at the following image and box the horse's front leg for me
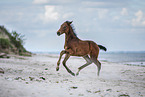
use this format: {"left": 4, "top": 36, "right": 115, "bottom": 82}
{"left": 56, "top": 50, "right": 66, "bottom": 71}
{"left": 62, "top": 54, "right": 75, "bottom": 76}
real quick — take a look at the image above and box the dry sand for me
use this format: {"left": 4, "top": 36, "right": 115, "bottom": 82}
{"left": 0, "top": 54, "right": 145, "bottom": 97}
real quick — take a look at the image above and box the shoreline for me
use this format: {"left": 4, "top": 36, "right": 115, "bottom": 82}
{"left": 0, "top": 54, "right": 145, "bottom": 97}
{"left": 33, "top": 52, "right": 145, "bottom": 67}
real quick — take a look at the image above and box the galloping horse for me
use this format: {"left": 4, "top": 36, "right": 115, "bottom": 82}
{"left": 56, "top": 21, "right": 107, "bottom": 76}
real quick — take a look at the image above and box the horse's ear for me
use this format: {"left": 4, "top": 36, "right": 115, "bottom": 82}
{"left": 69, "top": 21, "right": 73, "bottom": 24}
{"left": 66, "top": 21, "right": 73, "bottom": 25}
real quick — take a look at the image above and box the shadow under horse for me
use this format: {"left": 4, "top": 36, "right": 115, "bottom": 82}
{"left": 56, "top": 21, "right": 107, "bottom": 76}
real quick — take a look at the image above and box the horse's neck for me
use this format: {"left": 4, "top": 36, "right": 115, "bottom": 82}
{"left": 64, "top": 27, "right": 79, "bottom": 46}
{"left": 65, "top": 32, "right": 76, "bottom": 41}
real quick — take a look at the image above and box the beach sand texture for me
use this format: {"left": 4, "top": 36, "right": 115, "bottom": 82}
{"left": 0, "top": 54, "right": 145, "bottom": 97}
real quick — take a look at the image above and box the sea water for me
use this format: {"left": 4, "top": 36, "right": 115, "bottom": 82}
{"left": 36, "top": 51, "right": 145, "bottom": 67}
{"left": 99, "top": 51, "right": 145, "bottom": 66}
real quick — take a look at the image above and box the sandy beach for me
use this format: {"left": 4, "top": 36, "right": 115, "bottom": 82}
{"left": 0, "top": 54, "right": 145, "bottom": 97}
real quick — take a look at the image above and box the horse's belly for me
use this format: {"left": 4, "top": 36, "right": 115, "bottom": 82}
{"left": 71, "top": 47, "right": 89, "bottom": 56}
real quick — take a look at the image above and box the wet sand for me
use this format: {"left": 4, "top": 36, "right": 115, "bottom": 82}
{"left": 0, "top": 54, "right": 145, "bottom": 97}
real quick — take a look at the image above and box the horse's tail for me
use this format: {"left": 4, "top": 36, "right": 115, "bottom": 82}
{"left": 98, "top": 45, "right": 107, "bottom": 51}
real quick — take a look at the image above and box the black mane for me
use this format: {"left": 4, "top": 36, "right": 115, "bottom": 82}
{"left": 65, "top": 21, "right": 77, "bottom": 37}
{"left": 70, "top": 24, "right": 77, "bottom": 37}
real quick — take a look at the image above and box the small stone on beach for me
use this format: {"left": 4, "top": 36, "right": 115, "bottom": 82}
{"left": 70, "top": 86, "right": 78, "bottom": 89}
{"left": 0, "top": 68, "right": 4, "bottom": 74}
{"left": 94, "top": 90, "right": 101, "bottom": 93}
{"left": 78, "top": 94, "right": 84, "bottom": 96}
{"left": 118, "top": 93, "right": 130, "bottom": 97}
{"left": 29, "top": 77, "right": 35, "bottom": 81}
{"left": 40, "top": 77, "right": 45, "bottom": 80}
{"left": 0, "top": 53, "right": 10, "bottom": 58}
{"left": 86, "top": 90, "right": 91, "bottom": 93}
{"left": 106, "top": 89, "right": 112, "bottom": 92}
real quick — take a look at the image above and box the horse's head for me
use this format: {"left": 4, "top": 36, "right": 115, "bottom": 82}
{"left": 57, "top": 21, "right": 73, "bottom": 36}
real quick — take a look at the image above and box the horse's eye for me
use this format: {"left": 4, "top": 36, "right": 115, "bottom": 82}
{"left": 63, "top": 26, "right": 66, "bottom": 30}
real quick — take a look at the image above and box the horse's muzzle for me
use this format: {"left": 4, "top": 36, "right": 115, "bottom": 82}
{"left": 57, "top": 32, "right": 61, "bottom": 36}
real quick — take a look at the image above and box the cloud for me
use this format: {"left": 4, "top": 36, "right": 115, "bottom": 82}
{"left": 121, "top": 8, "right": 128, "bottom": 16}
{"left": 79, "top": 7, "right": 108, "bottom": 19}
{"left": 142, "top": 21, "right": 145, "bottom": 25}
{"left": 113, "top": 16, "right": 120, "bottom": 21}
{"left": 44, "top": 5, "right": 59, "bottom": 20}
{"left": 134, "top": 10, "right": 143, "bottom": 22}
{"left": 113, "top": 8, "right": 128, "bottom": 21}
{"left": 33, "top": 0, "right": 78, "bottom": 5}
{"left": 39, "top": 5, "right": 59, "bottom": 22}
{"left": 81, "top": 1, "right": 127, "bottom": 8}
{"left": 63, "top": 12, "right": 74, "bottom": 19}
{"left": 82, "top": 1, "right": 107, "bottom": 6}
{"left": 132, "top": 10, "right": 145, "bottom": 26}
{"left": 33, "top": 0, "right": 49, "bottom": 4}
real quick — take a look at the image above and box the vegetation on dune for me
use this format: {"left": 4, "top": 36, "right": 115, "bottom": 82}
{"left": 0, "top": 38, "right": 11, "bottom": 49}
{"left": 0, "top": 25, "right": 31, "bottom": 56}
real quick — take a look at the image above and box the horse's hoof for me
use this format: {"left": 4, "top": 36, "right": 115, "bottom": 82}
{"left": 76, "top": 70, "right": 80, "bottom": 76}
{"left": 56, "top": 67, "right": 59, "bottom": 71}
{"left": 71, "top": 73, "right": 75, "bottom": 76}
{"left": 57, "top": 62, "right": 60, "bottom": 65}
{"left": 76, "top": 72, "right": 79, "bottom": 76}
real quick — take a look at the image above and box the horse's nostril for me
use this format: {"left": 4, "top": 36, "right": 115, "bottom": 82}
{"left": 57, "top": 32, "right": 61, "bottom": 36}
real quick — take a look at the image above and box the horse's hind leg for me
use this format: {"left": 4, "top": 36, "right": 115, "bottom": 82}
{"left": 56, "top": 50, "right": 66, "bottom": 71}
{"left": 91, "top": 57, "right": 101, "bottom": 76}
{"left": 62, "top": 54, "right": 75, "bottom": 76}
{"left": 76, "top": 55, "right": 92, "bottom": 76}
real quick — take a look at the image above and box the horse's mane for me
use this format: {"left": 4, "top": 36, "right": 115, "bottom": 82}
{"left": 66, "top": 21, "right": 77, "bottom": 37}
{"left": 70, "top": 24, "right": 77, "bottom": 37}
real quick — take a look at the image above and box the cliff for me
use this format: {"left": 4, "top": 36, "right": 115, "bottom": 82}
{"left": 0, "top": 25, "right": 31, "bottom": 56}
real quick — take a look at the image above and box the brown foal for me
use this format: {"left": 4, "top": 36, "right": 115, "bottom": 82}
{"left": 56, "top": 21, "right": 107, "bottom": 76}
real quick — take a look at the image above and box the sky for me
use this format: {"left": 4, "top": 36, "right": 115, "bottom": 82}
{"left": 0, "top": 0, "right": 145, "bottom": 52}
